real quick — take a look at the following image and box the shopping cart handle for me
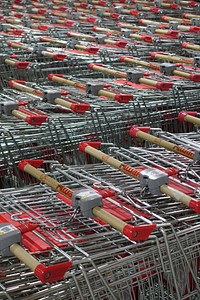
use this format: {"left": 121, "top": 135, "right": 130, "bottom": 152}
{"left": 178, "top": 111, "right": 198, "bottom": 122}
{"left": 79, "top": 142, "right": 102, "bottom": 152}
{"left": 34, "top": 261, "right": 72, "bottom": 283}
{"left": 18, "top": 159, "right": 44, "bottom": 171}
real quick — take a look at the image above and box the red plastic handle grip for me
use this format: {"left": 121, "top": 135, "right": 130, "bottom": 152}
{"left": 115, "top": 40, "right": 127, "bottom": 48}
{"left": 123, "top": 224, "right": 156, "bottom": 241}
{"left": 114, "top": 94, "right": 133, "bottom": 103}
{"left": 64, "top": 20, "right": 76, "bottom": 27}
{"left": 189, "top": 74, "right": 200, "bottom": 82}
{"left": 37, "top": 25, "right": 49, "bottom": 31}
{"left": 53, "top": 54, "right": 67, "bottom": 61}
{"left": 189, "top": 26, "right": 200, "bottom": 33}
{"left": 85, "top": 46, "right": 99, "bottom": 53}
{"left": 110, "top": 13, "right": 120, "bottom": 19}
{"left": 155, "top": 82, "right": 173, "bottom": 91}
{"left": 34, "top": 261, "right": 72, "bottom": 283}
{"left": 70, "top": 103, "right": 90, "bottom": 114}
{"left": 189, "top": 199, "right": 200, "bottom": 213}
{"left": 141, "top": 35, "right": 152, "bottom": 43}
{"left": 130, "top": 9, "right": 139, "bottom": 16}
{"left": 18, "top": 108, "right": 48, "bottom": 126}
{"left": 86, "top": 17, "right": 97, "bottom": 23}
{"left": 14, "top": 61, "right": 30, "bottom": 69}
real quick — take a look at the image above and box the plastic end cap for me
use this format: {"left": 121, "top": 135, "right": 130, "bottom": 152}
{"left": 189, "top": 199, "right": 200, "bottom": 214}
{"left": 151, "top": 52, "right": 162, "bottom": 59}
{"left": 9, "top": 80, "right": 26, "bottom": 88}
{"left": 48, "top": 73, "right": 63, "bottom": 81}
{"left": 130, "top": 9, "right": 139, "bottom": 16}
{"left": 114, "top": 94, "right": 133, "bottom": 103}
{"left": 182, "top": 42, "right": 188, "bottom": 48}
{"left": 190, "top": 26, "right": 200, "bottom": 33}
{"left": 170, "top": 4, "right": 178, "bottom": 9}
{"left": 178, "top": 111, "right": 198, "bottom": 122}
{"left": 53, "top": 54, "right": 67, "bottom": 61}
{"left": 119, "top": 56, "right": 128, "bottom": 63}
{"left": 189, "top": 74, "right": 200, "bottom": 82}
{"left": 34, "top": 261, "right": 73, "bottom": 283}
{"left": 130, "top": 126, "right": 150, "bottom": 137}
{"left": 122, "top": 224, "right": 156, "bottom": 241}
{"left": 86, "top": 46, "right": 99, "bottom": 53}
{"left": 110, "top": 13, "right": 120, "bottom": 19}
{"left": 14, "top": 61, "right": 30, "bottom": 69}
{"left": 70, "top": 103, "right": 90, "bottom": 114}
{"left": 79, "top": 141, "right": 101, "bottom": 152}
{"left": 115, "top": 40, "right": 127, "bottom": 48}
{"left": 86, "top": 17, "right": 97, "bottom": 23}
{"left": 25, "top": 115, "right": 48, "bottom": 126}
{"left": 18, "top": 159, "right": 44, "bottom": 171}
{"left": 88, "top": 63, "right": 95, "bottom": 70}
{"left": 155, "top": 82, "right": 173, "bottom": 91}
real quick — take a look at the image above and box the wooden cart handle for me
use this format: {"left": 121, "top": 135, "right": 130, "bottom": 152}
{"left": 10, "top": 243, "right": 72, "bottom": 283}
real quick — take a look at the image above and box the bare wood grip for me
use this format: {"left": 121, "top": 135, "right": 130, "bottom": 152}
{"left": 12, "top": 110, "right": 28, "bottom": 121}
{"left": 123, "top": 57, "right": 160, "bottom": 70}
{"left": 154, "top": 54, "right": 193, "bottom": 64}
{"left": 55, "top": 98, "right": 72, "bottom": 109}
{"left": 4, "top": 59, "right": 16, "bottom": 66}
{"left": 160, "top": 184, "right": 192, "bottom": 206}
{"left": 97, "top": 90, "right": 116, "bottom": 99}
{"left": 84, "top": 145, "right": 141, "bottom": 179}
{"left": 91, "top": 65, "right": 126, "bottom": 78}
{"left": 184, "top": 114, "right": 200, "bottom": 126}
{"left": 136, "top": 130, "right": 194, "bottom": 159}
{"left": 51, "top": 76, "right": 86, "bottom": 90}
{"left": 93, "top": 207, "right": 125, "bottom": 232}
{"left": 139, "top": 78, "right": 157, "bottom": 87}
{"left": 185, "top": 44, "right": 200, "bottom": 51}
{"left": 12, "top": 82, "right": 43, "bottom": 97}
{"left": 10, "top": 243, "right": 40, "bottom": 271}
{"left": 75, "top": 44, "right": 87, "bottom": 51}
